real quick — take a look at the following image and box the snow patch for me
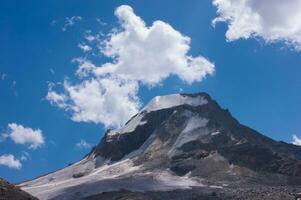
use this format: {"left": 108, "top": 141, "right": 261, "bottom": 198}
{"left": 182, "top": 116, "right": 208, "bottom": 134}
{"left": 168, "top": 115, "right": 209, "bottom": 156}
{"left": 211, "top": 131, "right": 220, "bottom": 136}
{"left": 209, "top": 185, "right": 223, "bottom": 189}
{"left": 173, "top": 116, "right": 209, "bottom": 149}
{"left": 143, "top": 94, "right": 207, "bottom": 112}
{"left": 20, "top": 156, "right": 98, "bottom": 187}
{"left": 107, "top": 112, "right": 146, "bottom": 137}
{"left": 151, "top": 170, "right": 204, "bottom": 189}
{"left": 20, "top": 158, "right": 140, "bottom": 200}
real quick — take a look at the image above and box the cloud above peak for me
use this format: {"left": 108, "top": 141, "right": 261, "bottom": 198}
{"left": 212, "top": 0, "right": 301, "bottom": 50}
{"left": 96, "top": 5, "right": 214, "bottom": 85}
{"left": 47, "top": 5, "right": 214, "bottom": 128}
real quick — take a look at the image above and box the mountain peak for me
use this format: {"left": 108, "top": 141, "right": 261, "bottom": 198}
{"left": 20, "top": 92, "right": 301, "bottom": 200}
{"left": 105, "top": 92, "right": 212, "bottom": 138}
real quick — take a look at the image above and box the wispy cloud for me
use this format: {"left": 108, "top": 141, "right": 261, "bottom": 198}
{"left": 78, "top": 43, "right": 92, "bottom": 52}
{"left": 0, "top": 154, "right": 22, "bottom": 170}
{"left": 75, "top": 139, "right": 91, "bottom": 149}
{"left": 96, "top": 18, "right": 107, "bottom": 26}
{"left": 11, "top": 81, "right": 18, "bottom": 97}
{"left": 49, "top": 68, "right": 55, "bottom": 75}
{"left": 1, "top": 73, "right": 6, "bottom": 80}
{"left": 20, "top": 151, "right": 30, "bottom": 161}
{"left": 50, "top": 20, "right": 57, "bottom": 26}
{"left": 62, "top": 16, "right": 82, "bottom": 32}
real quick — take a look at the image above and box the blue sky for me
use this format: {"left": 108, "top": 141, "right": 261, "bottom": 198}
{"left": 1, "top": 0, "right": 301, "bottom": 183}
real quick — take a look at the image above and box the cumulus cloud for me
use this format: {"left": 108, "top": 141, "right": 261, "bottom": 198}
{"left": 48, "top": 77, "right": 140, "bottom": 127}
{"left": 292, "top": 134, "right": 301, "bottom": 146}
{"left": 0, "top": 154, "right": 22, "bottom": 169}
{"left": 47, "top": 5, "right": 214, "bottom": 128}
{"left": 2, "top": 123, "right": 45, "bottom": 149}
{"left": 75, "top": 139, "right": 91, "bottom": 149}
{"left": 95, "top": 5, "right": 214, "bottom": 85}
{"left": 62, "top": 16, "right": 82, "bottom": 32}
{"left": 212, "top": 0, "right": 301, "bottom": 50}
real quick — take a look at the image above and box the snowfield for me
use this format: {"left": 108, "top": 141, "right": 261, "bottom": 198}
{"left": 20, "top": 155, "right": 204, "bottom": 200}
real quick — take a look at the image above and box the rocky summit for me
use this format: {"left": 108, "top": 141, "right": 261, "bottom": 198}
{"left": 19, "top": 93, "right": 301, "bottom": 200}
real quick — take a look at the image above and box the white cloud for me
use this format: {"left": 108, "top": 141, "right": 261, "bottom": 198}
{"left": 47, "top": 83, "right": 68, "bottom": 110}
{"left": 47, "top": 5, "right": 214, "bottom": 128}
{"left": 94, "top": 5, "right": 214, "bottom": 85}
{"left": 85, "top": 34, "right": 96, "bottom": 42}
{"left": 78, "top": 43, "right": 92, "bottom": 52}
{"left": 48, "top": 77, "right": 140, "bottom": 128}
{"left": 0, "top": 154, "right": 22, "bottom": 169}
{"left": 212, "top": 0, "right": 301, "bottom": 50}
{"left": 62, "top": 16, "right": 82, "bottom": 32}
{"left": 73, "top": 57, "right": 97, "bottom": 77}
{"left": 292, "top": 134, "right": 301, "bottom": 146}
{"left": 3, "top": 123, "right": 45, "bottom": 149}
{"left": 75, "top": 139, "right": 91, "bottom": 149}
{"left": 96, "top": 18, "right": 107, "bottom": 26}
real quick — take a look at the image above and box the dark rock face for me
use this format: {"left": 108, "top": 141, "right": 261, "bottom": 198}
{"left": 0, "top": 178, "right": 38, "bottom": 200}
{"left": 90, "top": 92, "right": 301, "bottom": 178}
{"left": 92, "top": 109, "right": 175, "bottom": 161}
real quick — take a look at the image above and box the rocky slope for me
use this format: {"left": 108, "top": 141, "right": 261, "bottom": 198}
{"left": 19, "top": 93, "right": 301, "bottom": 200}
{"left": 0, "top": 178, "right": 38, "bottom": 200}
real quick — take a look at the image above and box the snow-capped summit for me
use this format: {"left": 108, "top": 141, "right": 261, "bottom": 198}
{"left": 143, "top": 93, "right": 208, "bottom": 112}
{"left": 107, "top": 93, "right": 208, "bottom": 137}
{"left": 20, "top": 92, "right": 301, "bottom": 200}
{"left": 106, "top": 93, "right": 208, "bottom": 138}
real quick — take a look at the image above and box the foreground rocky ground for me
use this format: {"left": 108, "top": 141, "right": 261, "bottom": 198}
{"left": 84, "top": 186, "right": 301, "bottom": 200}
{"left": 0, "top": 178, "right": 38, "bottom": 200}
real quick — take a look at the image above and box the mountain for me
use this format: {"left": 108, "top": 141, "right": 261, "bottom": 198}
{"left": 0, "top": 178, "right": 38, "bottom": 200}
{"left": 19, "top": 93, "right": 301, "bottom": 200}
